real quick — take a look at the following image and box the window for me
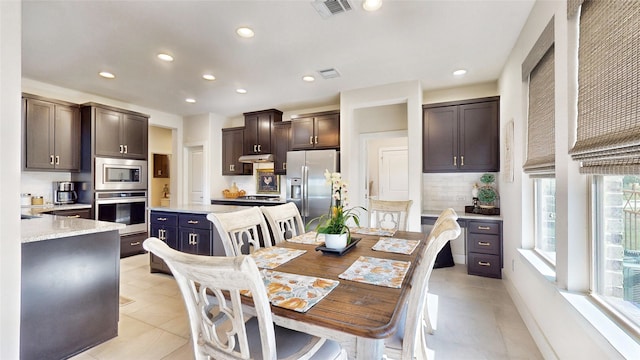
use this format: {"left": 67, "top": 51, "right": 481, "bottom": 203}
{"left": 593, "top": 176, "right": 640, "bottom": 329}
{"left": 534, "top": 178, "right": 556, "bottom": 264}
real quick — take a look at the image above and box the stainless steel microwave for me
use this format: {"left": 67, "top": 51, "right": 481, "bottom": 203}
{"left": 95, "top": 157, "right": 148, "bottom": 191}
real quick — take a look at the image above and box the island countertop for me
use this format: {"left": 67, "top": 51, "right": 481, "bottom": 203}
{"left": 148, "top": 203, "right": 251, "bottom": 214}
{"left": 421, "top": 209, "right": 503, "bottom": 221}
{"left": 21, "top": 214, "right": 125, "bottom": 244}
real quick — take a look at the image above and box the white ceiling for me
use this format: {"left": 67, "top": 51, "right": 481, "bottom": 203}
{"left": 22, "top": 0, "right": 534, "bottom": 118}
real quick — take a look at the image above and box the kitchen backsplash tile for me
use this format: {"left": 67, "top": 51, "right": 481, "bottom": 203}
{"left": 22, "top": 171, "right": 72, "bottom": 205}
{"left": 422, "top": 172, "right": 499, "bottom": 213}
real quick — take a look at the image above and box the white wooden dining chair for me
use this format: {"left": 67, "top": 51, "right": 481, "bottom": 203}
{"left": 143, "top": 238, "right": 346, "bottom": 360}
{"left": 207, "top": 207, "right": 273, "bottom": 256}
{"left": 384, "top": 217, "right": 461, "bottom": 360}
{"left": 368, "top": 199, "right": 413, "bottom": 232}
{"left": 260, "top": 203, "right": 305, "bottom": 244}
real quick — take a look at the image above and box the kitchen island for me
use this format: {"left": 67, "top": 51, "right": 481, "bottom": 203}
{"left": 147, "top": 204, "right": 251, "bottom": 274}
{"left": 21, "top": 214, "right": 124, "bottom": 360}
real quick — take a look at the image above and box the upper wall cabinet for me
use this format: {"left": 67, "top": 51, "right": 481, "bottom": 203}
{"left": 222, "top": 127, "right": 252, "bottom": 175}
{"left": 22, "top": 94, "right": 81, "bottom": 171}
{"left": 243, "top": 109, "right": 282, "bottom": 155}
{"left": 82, "top": 103, "right": 149, "bottom": 160}
{"left": 290, "top": 110, "right": 340, "bottom": 150}
{"left": 422, "top": 97, "right": 499, "bottom": 173}
{"left": 273, "top": 121, "right": 291, "bottom": 175}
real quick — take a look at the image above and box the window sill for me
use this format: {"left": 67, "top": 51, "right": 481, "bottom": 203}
{"left": 518, "top": 248, "right": 556, "bottom": 282}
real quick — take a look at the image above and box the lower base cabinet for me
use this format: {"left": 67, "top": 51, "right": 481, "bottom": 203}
{"left": 149, "top": 210, "right": 224, "bottom": 274}
{"left": 121, "top": 232, "right": 147, "bottom": 258}
{"left": 466, "top": 220, "right": 503, "bottom": 279}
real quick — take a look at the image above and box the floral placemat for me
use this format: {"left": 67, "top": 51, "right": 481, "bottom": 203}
{"left": 286, "top": 231, "right": 325, "bottom": 245}
{"left": 350, "top": 227, "right": 397, "bottom": 237}
{"left": 243, "top": 270, "right": 339, "bottom": 313}
{"left": 249, "top": 247, "right": 306, "bottom": 269}
{"left": 372, "top": 237, "right": 420, "bottom": 255}
{"left": 338, "top": 256, "right": 411, "bottom": 288}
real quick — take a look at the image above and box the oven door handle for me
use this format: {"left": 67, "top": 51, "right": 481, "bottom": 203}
{"left": 95, "top": 198, "right": 147, "bottom": 205}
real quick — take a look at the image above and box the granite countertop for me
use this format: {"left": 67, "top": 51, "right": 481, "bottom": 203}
{"left": 22, "top": 203, "right": 92, "bottom": 214}
{"left": 21, "top": 213, "right": 124, "bottom": 244}
{"left": 422, "top": 209, "right": 503, "bottom": 221}
{"left": 210, "top": 197, "right": 286, "bottom": 205}
{"left": 148, "top": 203, "right": 252, "bottom": 214}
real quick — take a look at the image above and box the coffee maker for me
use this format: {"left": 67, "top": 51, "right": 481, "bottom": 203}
{"left": 53, "top": 181, "right": 77, "bottom": 204}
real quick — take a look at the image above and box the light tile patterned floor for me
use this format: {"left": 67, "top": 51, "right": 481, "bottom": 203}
{"left": 72, "top": 254, "right": 542, "bottom": 359}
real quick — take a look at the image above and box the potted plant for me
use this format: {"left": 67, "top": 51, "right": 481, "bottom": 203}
{"left": 308, "top": 170, "right": 365, "bottom": 249}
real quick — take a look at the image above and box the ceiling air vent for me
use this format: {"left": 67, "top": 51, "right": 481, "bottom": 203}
{"left": 318, "top": 68, "right": 341, "bottom": 79}
{"left": 312, "top": 0, "right": 353, "bottom": 18}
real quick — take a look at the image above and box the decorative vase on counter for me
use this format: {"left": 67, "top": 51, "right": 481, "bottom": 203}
{"left": 324, "top": 233, "right": 348, "bottom": 249}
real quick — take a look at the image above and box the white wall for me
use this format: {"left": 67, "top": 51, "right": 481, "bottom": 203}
{"left": 423, "top": 81, "right": 498, "bottom": 104}
{"left": 498, "top": 1, "right": 621, "bottom": 358}
{"left": 1, "top": 1, "right": 22, "bottom": 357}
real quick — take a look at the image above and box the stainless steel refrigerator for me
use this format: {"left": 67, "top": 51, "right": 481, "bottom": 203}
{"left": 286, "top": 150, "right": 338, "bottom": 228}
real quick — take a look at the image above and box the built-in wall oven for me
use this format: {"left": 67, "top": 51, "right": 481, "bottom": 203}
{"left": 95, "top": 191, "right": 147, "bottom": 235}
{"left": 94, "top": 157, "right": 147, "bottom": 191}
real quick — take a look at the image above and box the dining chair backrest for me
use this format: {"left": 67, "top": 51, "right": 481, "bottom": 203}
{"left": 368, "top": 199, "right": 413, "bottom": 232}
{"left": 260, "top": 203, "right": 305, "bottom": 244}
{"left": 392, "top": 216, "right": 461, "bottom": 360}
{"left": 207, "top": 207, "right": 273, "bottom": 256}
{"left": 142, "top": 237, "right": 277, "bottom": 360}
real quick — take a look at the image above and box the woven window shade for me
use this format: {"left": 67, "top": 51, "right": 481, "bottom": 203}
{"left": 524, "top": 46, "right": 555, "bottom": 175}
{"left": 569, "top": 0, "right": 640, "bottom": 175}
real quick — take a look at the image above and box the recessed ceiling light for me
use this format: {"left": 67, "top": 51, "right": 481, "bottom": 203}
{"left": 99, "top": 71, "right": 115, "bottom": 79}
{"left": 157, "top": 53, "right": 174, "bottom": 62}
{"left": 202, "top": 74, "right": 216, "bottom": 81}
{"left": 236, "top": 27, "right": 254, "bottom": 38}
{"left": 453, "top": 69, "right": 467, "bottom": 76}
{"left": 185, "top": 98, "right": 196, "bottom": 103}
{"left": 302, "top": 75, "right": 315, "bottom": 82}
{"left": 236, "top": 88, "right": 247, "bottom": 94}
{"left": 362, "top": 0, "right": 382, "bottom": 11}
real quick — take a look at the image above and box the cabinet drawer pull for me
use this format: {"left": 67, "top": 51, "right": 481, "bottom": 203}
{"left": 478, "top": 261, "right": 491, "bottom": 267}
{"left": 67, "top": 215, "right": 81, "bottom": 218}
{"left": 187, "top": 220, "right": 199, "bottom": 224}
{"left": 130, "top": 241, "right": 141, "bottom": 246}
{"left": 55, "top": 155, "right": 60, "bottom": 165}
{"left": 461, "top": 155, "right": 464, "bottom": 166}
{"left": 157, "top": 217, "right": 167, "bottom": 221}
{"left": 477, "top": 226, "right": 491, "bottom": 230}
{"left": 309, "top": 136, "right": 313, "bottom": 145}
{"left": 478, "top": 241, "right": 491, "bottom": 246}
{"left": 453, "top": 156, "right": 457, "bottom": 166}
{"left": 50, "top": 155, "right": 55, "bottom": 165}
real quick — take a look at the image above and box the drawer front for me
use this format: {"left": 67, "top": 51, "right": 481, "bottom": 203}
{"left": 468, "top": 233, "right": 500, "bottom": 255}
{"left": 467, "top": 220, "right": 500, "bottom": 235}
{"left": 120, "top": 232, "right": 147, "bottom": 258}
{"left": 179, "top": 213, "right": 211, "bottom": 230}
{"left": 150, "top": 212, "right": 178, "bottom": 227}
{"left": 467, "top": 253, "right": 502, "bottom": 278}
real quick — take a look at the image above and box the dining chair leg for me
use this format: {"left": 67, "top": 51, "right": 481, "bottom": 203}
{"left": 423, "top": 292, "right": 435, "bottom": 335}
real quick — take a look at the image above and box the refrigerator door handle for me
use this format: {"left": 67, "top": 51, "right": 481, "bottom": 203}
{"left": 302, "top": 165, "right": 309, "bottom": 217}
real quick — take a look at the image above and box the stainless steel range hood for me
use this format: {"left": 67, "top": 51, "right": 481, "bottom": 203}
{"left": 238, "top": 154, "right": 274, "bottom": 163}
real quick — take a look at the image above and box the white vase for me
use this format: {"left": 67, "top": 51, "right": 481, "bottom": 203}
{"left": 324, "top": 233, "right": 348, "bottom": 249}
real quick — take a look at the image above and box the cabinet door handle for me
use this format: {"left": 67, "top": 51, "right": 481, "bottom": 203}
{"left": 453, "top": 156, "right": 457, "bottom": 166}
{"left": 478, "top": 241, "right": 491, "bottom": 246}
{"left": 157, "top": 217, "right": 167, "bottom": 221}
{"left": 119, "top": 145, "right": 124, "bottom": 153}
{"left": 253, "top": 144, "right": 257, "bottom": 153}
{"left": 50, "top": 155, "right": 55, "bottom": 165}
{"left": 189, "top": 233, "right": 198, "bottom": 245}
{"left": 309, "top": 136, "right": 313, "bottom": 145}
{"left": 283, "top": 162, "right": 286, "bottom": 170}
{"left": 124, "top": 145, "right": 128, "bottom": 154}
{"left": 314, "top": 136, "right": 318, "bottom": 144}
{"left": 55, "top": 155, "right": 60, "bottom": 165}
{"left": 478, "top": 226, "right": 491, "bottom": 230}
{"left": 158, "top": 229, "right": 165, "bottom": 240}
{"left": 187, "top": 220, "right": 199, "bottom": 224}
{"left": 478, "top": 261, "right": 491, "bottom": 267}
{"left": 461, "top": 155, "right": 464, "bottom": 166}
{"left": 130, "top": 241, "right": 141, "bottom": 246}
{"left": 230, "top": 164, "right": 234, "bottom": 172}
{"left": 258, "top": 144, "right": 261, "bottom": 152}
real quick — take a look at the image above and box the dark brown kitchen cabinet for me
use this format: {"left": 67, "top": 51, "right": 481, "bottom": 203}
{"left": 290, "top": 110, "right": 340, "bottom": 150}
{"left": 467, "top": 220, "right": 503, "bottom": 279}
{"left": 273, "top": 121, "right": 291, "bottom": 175}
{"left": 243, "top": 109, "right": 282, "bottom": 155}
{"left": 153, "top": 153, "right": 170, "bottom": 178}
{"left": 84, "top": 103, "right": 148, "bottom": 160}
{"left": 22, "top": 94, "right": 81, "bottom": 171}
{"left": 222, "top": 127, "right": 252, "bottom": 175}
{"left": 423, "top": 97, "right": 499, "bottom": 173}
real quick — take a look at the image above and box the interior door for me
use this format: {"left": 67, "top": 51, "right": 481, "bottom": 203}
{"left": 379, "top": 147, "right": 409, "bottom": 201}
{"left": 187, "top": 146, "right": 204, "bottom": 204}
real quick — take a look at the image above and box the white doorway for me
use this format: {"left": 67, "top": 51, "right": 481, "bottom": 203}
{"left": 185, "top": 145, "right": 205, "bottom": 204}
{"left": 378, "top": 146, "right": 409, "bottom": 200}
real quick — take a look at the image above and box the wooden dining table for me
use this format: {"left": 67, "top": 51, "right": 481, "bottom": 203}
{"left": 245, "top": 230, "right": 428, "bottom": 360}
